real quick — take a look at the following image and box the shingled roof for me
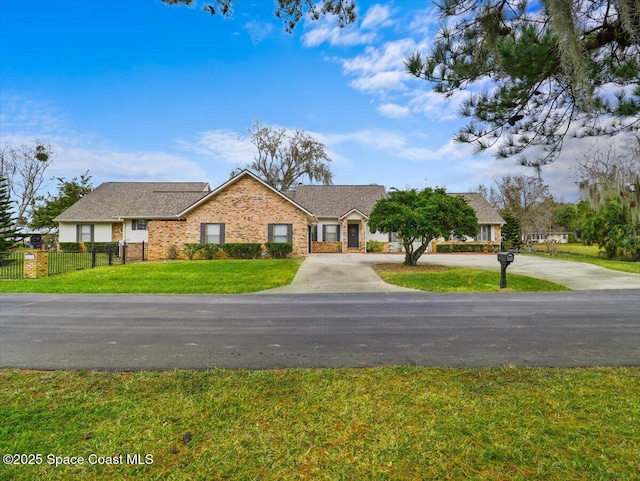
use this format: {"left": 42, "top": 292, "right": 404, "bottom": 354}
{"left": 451, "top": 193, "right": 505, "bottom": 224}
{"left": 285, "top": 184, "right": 387, "bottom": 217}
{"left": 54, "top": 182, "right": 211, "bottom": 222}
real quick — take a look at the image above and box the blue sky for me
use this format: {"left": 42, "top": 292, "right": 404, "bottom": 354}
{"left": 0, "top": 0, "right": 613, "bottom": 200}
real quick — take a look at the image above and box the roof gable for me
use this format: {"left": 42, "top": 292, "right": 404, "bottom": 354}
{"left": 180, "top": 170, "right": 315, "bottom": 217}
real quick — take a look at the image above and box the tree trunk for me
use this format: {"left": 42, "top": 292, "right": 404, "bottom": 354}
{"left": 403, "top": 242, "right": 429, "bottom": 266}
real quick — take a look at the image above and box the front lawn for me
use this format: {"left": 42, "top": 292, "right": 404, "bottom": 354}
{"left": 528, "top": 243, "right": 640, "bottom": 275}
{"left": 1, "top": 367, "right": 637, "bottom": 480}
{"left": 0, "top": 259, "right": 301, "bottom": 294}
{"left": 374, "top": 264, "right": 570, "bottom": 292}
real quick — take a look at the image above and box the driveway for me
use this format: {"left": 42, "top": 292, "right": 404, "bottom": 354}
{"left": 262, "top": 254, "right": 419, "bottom": 294}
{"left": 262, "top": 253, "right": 640, "bottom": 293}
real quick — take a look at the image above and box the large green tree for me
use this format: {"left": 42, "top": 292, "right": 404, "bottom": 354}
{"left": 30, "top": 173, "right": 93, "bottom": 232}
{"left": 0, "top": 175, "right": 18, "bottom": 253}
{"left": 580, "top": 194, "right": 640, "bottom": 259}
{"left": 407, "top": 0, "right": 640, "bottom": 168}
{"left": 231, "top": 121, "right": 333, "bottom": 192}
{"left": 369, "top": 187, "right": 478, "bottom": 265}
{"left": 500, "top": 210, "right": 523, "bottom": 251}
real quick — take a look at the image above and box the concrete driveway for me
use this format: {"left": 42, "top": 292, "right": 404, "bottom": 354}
{"left": 261, "top": 253, "right": 640, "bottom": 293}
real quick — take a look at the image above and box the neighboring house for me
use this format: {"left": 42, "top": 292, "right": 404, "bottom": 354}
{"left": 525, "top": 231, "right": 572, "bottom": 244}
{"left": 55, "top": 170, "right": 504, "bottom": 260}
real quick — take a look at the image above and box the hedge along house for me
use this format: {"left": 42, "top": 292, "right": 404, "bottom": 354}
{"left": 55, "top": 170, "right": 504, "bottom": 259}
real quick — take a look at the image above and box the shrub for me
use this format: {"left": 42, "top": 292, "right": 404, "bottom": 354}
{"left": 88, "top": 242, "right": 120, "bottom": 253}
{"left": 58, "top": 242, "right": 82, "bottom": 252}
{"left": 265, "top": 242, "right": 293, "bottom": 259}
{"left": 200, "top": 244, "right": 220, "bottom": 260}
{"left": 545, "top": 239, "right": 559, "bottom": 256}
{"left": 435, "top": 243, "right": 498, "bottom": 253}
{"left": 166, "top": 244, "right": 179, "bottom": 260}
{"left": 183, "top": 243, "right": 201, "bottom": 260}
{"left": 222, "top": 243, "right": 262, "bottom": 259}
{"left": 366, "top": 240, "right": 385, "bottom": 252}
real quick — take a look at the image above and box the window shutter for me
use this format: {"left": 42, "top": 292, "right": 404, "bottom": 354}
{"left": 322, "top": 225, "right": 327, "bottom": 242}
{"left": 76, "top": 225, "right": 81, "bottom": 242}
{"left": 287, "top": 224, "right": 293, "bottom": 243}
{"left": 220, "top": 224, "right": 225, "bottom": 244}
{"left": 200, "top": 224, "right": 206, "bottom": 244}
{"left": 90, "top": 225, "right": 95, "bottom": 242}
{"left": 336, "top": 224, "right": 341, "bottom": 241}
{"left": 132, "top": 220, "right": 137, "bottom": 231}
{"left": 267, "top": 224, "right": 274, "bottom": 243}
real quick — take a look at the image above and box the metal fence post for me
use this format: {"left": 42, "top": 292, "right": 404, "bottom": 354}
{"left": 91, "top": 244, "right": 97, "bottom": 269}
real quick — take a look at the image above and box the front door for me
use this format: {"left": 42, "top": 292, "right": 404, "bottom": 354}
{"left": 348, "top": 224, "right": 359, "bottom": 248}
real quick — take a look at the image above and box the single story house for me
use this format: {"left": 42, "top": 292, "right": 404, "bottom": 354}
{"left": 55, "top": 170, "right": 504, "bottom": 260}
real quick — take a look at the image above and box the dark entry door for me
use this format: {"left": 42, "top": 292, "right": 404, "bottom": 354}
{"left": 348, "top": 224, "right": 359, "bottom": 248}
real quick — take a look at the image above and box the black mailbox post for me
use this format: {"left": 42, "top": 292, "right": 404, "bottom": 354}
{"left": 497, "top": 252, "right": 515, "bottom": 288}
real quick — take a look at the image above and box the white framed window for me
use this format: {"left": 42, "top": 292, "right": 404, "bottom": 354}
{"left": 201, "top": 223, "right": 225, "bottom": 244}
{"left": 268, "top": 224, "right": 292, "bottom": 243}
{"left": 323, "top": 224, "right": 341, "bottom": 242}
{"left": 475, "top": 225, "right": 492, "bottom": 242}
{"left": 132, "top": 219, "right": 148, "bottom": 231}
{"left": 76, "top": 224, "right": 94, "bottom": 243}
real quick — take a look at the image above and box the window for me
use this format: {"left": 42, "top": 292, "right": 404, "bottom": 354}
{"left": 388, "top": 232, "right": 400, "bottom": 243}
{"left": 76, "top": 224, "right": 94, "bottom": 243}
{"left": 132, "top": 219, "right": 148, "bottom": 231}
{"left": 268, "top": 224, "right": 292, "bottom": 243}
{"left": 200, "top": 223, "right": 225, "bottom": 244}
{"left": 310, "top": 225, "right": 318, "bottom": 242}
{"left": 475, "top": 225, "right": 492, "bottom": 242}
{"left": 323, "top": 224, "right": 341, "bottom": 242}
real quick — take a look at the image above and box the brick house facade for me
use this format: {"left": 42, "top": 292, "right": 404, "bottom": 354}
{"left": 148, "top": 173, "right": 312, "bottom": 260}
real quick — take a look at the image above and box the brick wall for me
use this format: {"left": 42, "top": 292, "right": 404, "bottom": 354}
{"left": 23, "top": 250, "right": 48, "bottom": 279}
{"left": 147, "top": 175, "right": 310, "bottom": 260}
{"left": 312, "top": 241, "right": 342, "bottom": 253}
{"left": 148, "top": 220, "right": 187, "bottom": 260}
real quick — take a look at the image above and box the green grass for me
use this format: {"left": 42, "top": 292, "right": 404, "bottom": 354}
{"left": 374, "top": 264, "right": 570, "bottom": 292}
{"left": 0, "top": 259, "right": 301, "bottom": 294}
{"left": 1, "top": 367, "right": 638, "bottom": 480}
{"left": 532, "top": 242, "right": 602, "bottom": 257}
{"left": 529, "top": 243, "right": 640, "bottom": 275}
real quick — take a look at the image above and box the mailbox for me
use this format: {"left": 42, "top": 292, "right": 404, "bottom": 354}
{"left": 497, "top": 252, "right": 515, "bottom": 288}
{"left": 497, "top": 252, "right": 514, "bottom": 264}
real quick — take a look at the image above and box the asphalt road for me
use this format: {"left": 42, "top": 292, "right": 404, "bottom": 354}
{"left": 1, "top": 291, "right": 638, "bottom": 369}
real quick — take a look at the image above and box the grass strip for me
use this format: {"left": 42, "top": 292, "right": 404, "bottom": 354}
{"left": 373, "top": 264, "right": 570, "bottom": 292}
{"left": 0, "top": 259, "right": 301, "bottom": 294}
{"left": 1, "top": 367, "right": 638, "bottom": 480}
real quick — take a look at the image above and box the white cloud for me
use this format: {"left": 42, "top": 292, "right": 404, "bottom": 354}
{"left": 341, "top": 39, "right": 419, "bottom": 94}
{"left": 179, "top": 130, "right": 255, "bottom": 165}
{"left": 54, "top": 147, "right": 207, "bottom": 183}
{"left": 361, "top": 4, "right": 395, "bottom": 30}
{"left": 301, "top": 3, "right": 396, "bottom": 48}
{"left": 377, "top": 103, "right": 410, "bottom": 118}
{"left": 244, "top": 20, "right": 274, "bottom": 44}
